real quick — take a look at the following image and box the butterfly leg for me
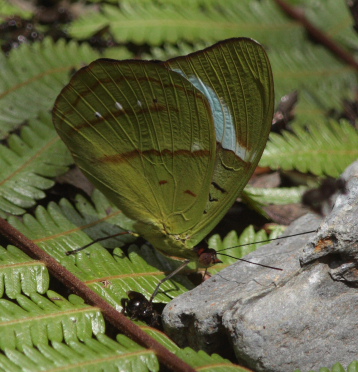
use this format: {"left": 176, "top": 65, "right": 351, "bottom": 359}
{"left": 149, "top": 259, "right": 191, "bottom": 303}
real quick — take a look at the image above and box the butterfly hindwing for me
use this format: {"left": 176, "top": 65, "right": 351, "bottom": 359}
{"left": 165, "top": 38, "right": 274, "bottom": 246}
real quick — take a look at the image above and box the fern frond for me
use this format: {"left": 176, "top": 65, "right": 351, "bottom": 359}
{"left": 0, "top": 332, "right": 159, "bottom": 371}
{"left": 102, "top": 45, "right": 134, "bottom": 60}
{"left": 244, "top": 185, "right": 307, "bottom": 205}
{"left": 303, "top": 0, "right": 358, "bottom": 50}
{"left": 7, "top": 191, "right": 281, "bottom": 305}
{"left": 294, "top": 360, "right": 358, "bottom": 372}
{"left": 0, "top": 237, "right": 244, "bottom": 371}
{"left": 240, "top": 185, "right": 307, "bottom": 219}
{"left": 176, "top": 347, "right": 249, "bottom": 371}
{"left": 0, "top": 112, "right": 72, "bottom": 216}
{"left": 0, "top": 291, "right": 104, "bottom": 349}
{"left": 146, "top": 40, "right": 211, "bottom": 60}
{"left": 0, "top": 38, "right": 98, "bottom": 135}
{"left": 8, "top": 192, "right": 193, "bottom": 306}
{"left": 0, "top": 245, "right": 49, "bottom": 298}
{"left": 55, "top": 190, "right": 137, "bottom": 250}
{"left": 207, "top": 225, "right": 284, "bottom": 275}
{"left": 271, "top": 41, "right": 358, "bottom": 125}
{"left": 68, "top": 0, "right": 358, "bottom": 130}
{"left": 260, "top": 120, "right": 358, "bottom": 177}
{"left": 69, "top": 0, "right": 295, "bottom": 45}
{"left": 129, "top": 328, "right": 247, "bottom": 370}
{"left": 0, "top": 0, "right": 32, "bottom": 18}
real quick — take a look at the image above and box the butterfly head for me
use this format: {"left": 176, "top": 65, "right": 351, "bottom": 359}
{"left": 194, "top": 246, "right": 223, "bottom": 267}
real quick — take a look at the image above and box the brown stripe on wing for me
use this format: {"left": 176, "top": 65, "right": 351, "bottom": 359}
{"left": 57, "top": 80, "right": 208, "bottom": 134}
{"left": 96, "top": 149, "right": 211, "bottom": 164}
{"left": 61, "top": 103, "right": 177, "bottom": 133}
{"left": 184, "top": 190, "right": 197, "bottom": 197}
{"left": 216, "top": 141, "right": 253, "bottom": 168}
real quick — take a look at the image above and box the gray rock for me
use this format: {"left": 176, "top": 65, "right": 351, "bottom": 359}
{"left": 162, "top": 161, "right": 358, "bottom": 372}
{"left": 301, "top": 162, "right": 358, "bottom": 284}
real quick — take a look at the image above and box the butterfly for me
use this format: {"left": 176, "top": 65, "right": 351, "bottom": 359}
{"left": 52, "top": 37, "right": 274, "bottom": 268}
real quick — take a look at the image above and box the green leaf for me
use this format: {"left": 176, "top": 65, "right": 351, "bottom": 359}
{"left": 176, "top": 348, "right": 250, "bottom": 371}
{"left": 0, "top": 230, "right": 247, "bottom": 371}
{"left": 207, "top": 225, "right": 283, "bottom": 275}
{"left": 0, "top": 0, "right": 32, "bottom": 18}
{"left": 331, "top": 363, "right": 347, "bottom": 372}
{"left": 294, "top": 360, "right": 358, "bottom": 372}
{"left": 270, "top": 42, "right": 358, "bottom": 126}
{"left": 0, "top": 245, "right": 49, "bottom": 298}
{"left": 348, "top": 361, "right": 358, "bottom": 372}
{"left": 8, "top": 192, "right": 193, "bottom": 305}
{"left": 7, "top": 191, "right": 279, "bottom": 304}
{"left": 69, "top": 0, "right": 294, "bottom": 45}
{"left": 0, "top": 330, "right": 159, "bottom": 371}
{"left": 0, "top": 112, "right": 72, "bottom": 216}
{"left": 147, "top": 40, "right": 211, "bottom": 60}
{"left": 244, "top": 185, "right": 308, "bottom": 205}
{"left": 70, "top": 0, "right": 358, "bottom": 140}
{"left": 303, "top": 0, "right": 358, "bottom": 50}
{"left": 260, "top": 120, "right": 358, "bottom": 177}
{"left": 0, "top": 38, "right": 98, "bottom": 136}
{"left": 0, "top": 291, "right": 104, "bottom": 350}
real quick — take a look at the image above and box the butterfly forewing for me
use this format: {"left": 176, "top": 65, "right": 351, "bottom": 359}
{"left": 53, "top": 61, "right": 217, "bottom": 250}
{"left": 165, "top": 38, "right": 274, "bottom": 246}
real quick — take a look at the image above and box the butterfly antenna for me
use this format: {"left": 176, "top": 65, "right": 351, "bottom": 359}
{"left": 216, "top": 229, "right": 316, "bottom": 254}
{"left": 217, "top": 253, "right": 283, "bottom": 271}
{"left": 66, "top": 231, "right": 138, "bottom": 256}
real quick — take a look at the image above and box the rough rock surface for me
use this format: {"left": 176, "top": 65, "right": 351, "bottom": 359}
{"left": 162, "top": 161, "right": 358, "bottom": 372}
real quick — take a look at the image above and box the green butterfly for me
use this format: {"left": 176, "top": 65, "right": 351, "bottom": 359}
{"left": 52, "top": 38, "right": 274, "bottom": 267}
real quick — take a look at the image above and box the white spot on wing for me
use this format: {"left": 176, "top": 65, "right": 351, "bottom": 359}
{"left": 115, "top": 102, "right": 123, "bottom": 110}
{"left": 137, "top": 100, "right": 142, "bottom": 107}
{"left": 95, "top": 112, "right": 103, "bottom": 118}
{"left": 191, "top": 142, "right": 204, "bottom": 152}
